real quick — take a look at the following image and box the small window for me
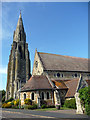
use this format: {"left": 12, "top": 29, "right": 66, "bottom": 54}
{"left": 57, "top": 73, "right": 60, "bottom": 77}
{"left": 47, "top": 92, "right": 49, "bottom": 99}
{"left": 24, "top": 93, "right": 26, "bottom": 100}
{"left": 35, "top": 61, "right": 38, "bottom": 68}
{"left": 54, "top": 74, "right": 56, "bottom": 77}
{"left": 31, "top": 93, "right": 34, "bottom": 100}
{"left": 62, "top": 74, "right": 63, "bottom": 77}
{"left": 75, "top": 74, "right": 77, "bottom": 77}
{"left": 41, "top": 92, "right": 44, "bottom": 100}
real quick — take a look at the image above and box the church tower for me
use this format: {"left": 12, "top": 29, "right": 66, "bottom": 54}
{"left": 6, "top": 12, "right": 31, "bottom": 100}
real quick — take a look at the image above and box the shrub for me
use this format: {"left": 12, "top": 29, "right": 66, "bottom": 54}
{"left": 85, "top": 104, "right": 90, "bottom": 115}
{"left": 41, "top": 104, "right": 47, "bottom": 109}
{"left": 24, "top": 98, "right": 32, "bottom": 105}
{"left": 47, "top": 105, "right": 55, "bottom": 108}
{"left": 2, "top": 103, "right": 7, "bottom": 108}
{"left": 40, "top": 100, "right": 47, "bottom": 106}
{"left": 4, "top": 103, "right": 12, "bottom": 108}
{"left": 24, "top": 104, "right": 37, "bottom": 110}
{"left": 31, "top": 104, "right": 37, "bottom": 109}
{"left": 12, "top": 105, "right": 19, "bottom": 109}
{"left": 14, "top": 99, "right": 20, "bottom": 106}
{"left": 21, "top": 105, "right": 24, "bottom": 109}
{"left": 79, "top": 86, "right": 90, "bottom": 115}
{"left": 24, "top": 105, "right": 30, "bottom": 109}
{"left": 11, "top": 100, "right": 14, "bottom": 106}
{"left": 64, "top": 98, "right": 76, "bottom": 109}
{"left": 4, "top": 97, "right": 14, "bottom": 103}
{"left": 2, "top": 103, "right": 12, "bottom": 108}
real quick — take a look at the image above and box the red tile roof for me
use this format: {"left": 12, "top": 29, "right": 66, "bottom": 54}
{"left": 21, "top": 75, "right": 53, "bottom": 91}
{"left": 38, "top": 52, "right": 88, "bottom": 72}
{"left": 51, "top": 80, "right": 68, "bottom": 89}
{"left": 65, "top": 78, "right": 79, "bottom": 98}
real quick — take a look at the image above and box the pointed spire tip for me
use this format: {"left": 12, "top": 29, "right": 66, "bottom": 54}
{"left": 19, "top": 10, "right": 22, "bottom": 18}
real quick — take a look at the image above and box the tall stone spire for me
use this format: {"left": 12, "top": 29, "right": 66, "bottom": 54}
{"left": 6, "top": 12, "right": 31, "bottom": 100}
{"left": 13, "top": 12, "right": 26, "bottom": 42}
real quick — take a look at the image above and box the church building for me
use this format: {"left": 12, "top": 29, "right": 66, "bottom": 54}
{"left": 6, "top": 13, "right": 90, "bottom": 110}
{"left": 20, "top": 49, "right": 90, "bottom": 106}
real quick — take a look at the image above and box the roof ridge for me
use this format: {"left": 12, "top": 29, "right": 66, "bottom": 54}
{"left": 38, "top": 52, "right": 88, "bottom": 60}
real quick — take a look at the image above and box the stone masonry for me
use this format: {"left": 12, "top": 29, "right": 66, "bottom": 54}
{"left": 6, "top": 12, "right": 31, "bottom": 100}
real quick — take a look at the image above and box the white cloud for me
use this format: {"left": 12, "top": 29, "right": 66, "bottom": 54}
{"left": 0, "top": 67, "right": 7, "bottom": 74}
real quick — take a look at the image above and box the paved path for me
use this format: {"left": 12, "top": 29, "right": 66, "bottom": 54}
{"left": 1, "top": 108, "right": 89, "bottom": 119}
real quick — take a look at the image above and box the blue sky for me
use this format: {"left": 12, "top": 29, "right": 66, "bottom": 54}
{"left": 0, "top": 2, "right": 88, "bottom": 90}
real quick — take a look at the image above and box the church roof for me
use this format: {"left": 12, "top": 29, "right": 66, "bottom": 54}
{"left": 65, "top": 78, "right": 79, "bottom": 98}
{"left": 51, "top": 79, "right": 68, "bottom": 89}
{"left": 38, "top": 52, "right": 88, "bottom": 72}
{"left": 21, "top": 75, "right": 53, "bottom": 91}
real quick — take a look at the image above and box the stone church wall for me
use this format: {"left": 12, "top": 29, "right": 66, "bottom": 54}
{"left": 43, "top": 70, "right": 90, "bottom": 80}
{"left": 32, "top": 51, "right": 43, "bottom": 75}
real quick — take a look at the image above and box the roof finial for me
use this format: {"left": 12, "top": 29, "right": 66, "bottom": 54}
{"left": 20, "top": 10, "right": 21, "bottom": 14}
{"left": 19, "top": 10, "right": 22, "bottom": 18}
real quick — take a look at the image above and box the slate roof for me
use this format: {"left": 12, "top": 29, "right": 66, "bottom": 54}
{"left": 21, "top": 75, "right": 53, "bottom": 91}
{"left": 38, "top": 52, "right": 88, "bottom": 72}
{"left": 65, "top": 78, "right": 79, "bottom": 98}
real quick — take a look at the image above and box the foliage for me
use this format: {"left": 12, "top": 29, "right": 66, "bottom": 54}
{"left": 24, "top": 104, "right": 37, "bottom": 110}
{"left": 40, "top": 100, "right": 47, "bottom": 106}
{"left": 2, "top": 102, "right": 12, "bottom": 108}
{"left": 63, "top": 98, "right": 76, "bottom": 109}
{"left": 41, "top": 104, "right": 47, "bottom": 109}
{"left": 2, "top": 90, "right": 6, "bottom": 97}
{"left": 4, "top": 97, "right": 14, "bottom": 103}
{"left": 0, "top": 90, "right": 6, "bottom": 103}
{"left": 21, "top": 105, "right": 24, "bottom": 109}
{"left": 2, "top": 103, "right": 7, "bottom": 108}
{"left": 12, "top": 105, "right": 19, "bottom": 109}
{"left": 24, "top": 98, "right": 32, "bottom": 105}
{"left": 47, "top": 105, "right": 55, "bottom": 108}
{"left": 2, "top": 96, "right": 5, "bottom": 103}
{"left": 14, "top": 99, "right": 20, "bottom": 106}
{"left": 79, "top": 86, "right": 90, "bottom": 115}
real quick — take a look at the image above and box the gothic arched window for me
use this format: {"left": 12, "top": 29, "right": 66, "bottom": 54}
{"left": 41, "top": 92, "right": 44, "bottom": 100}
{"left": 24, "top": 93, "right": 26, "bottom": 100}
{"left": 47, "top": 92, "right": 49, "bottom": 99}
{"left": 31, "top": 93, "right": 34, "bottom": 100}
{"left": 75, "top": 74, "right": 77, "bottom": 77}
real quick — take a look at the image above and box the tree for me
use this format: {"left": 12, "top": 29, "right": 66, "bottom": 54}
{"left": 0, "top": 90, "right": 6, "bottom": 103}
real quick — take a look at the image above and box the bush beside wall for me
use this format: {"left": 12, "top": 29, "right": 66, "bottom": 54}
{"left": 63, "top": 98, "right": 76, "bottom": 109}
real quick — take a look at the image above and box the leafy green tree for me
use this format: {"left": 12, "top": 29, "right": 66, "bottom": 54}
{"left": 0, "top": 90, "right": 6, "bottom": 103}
{"left": 79, "top": 86, "right": 90, "bottom": 115}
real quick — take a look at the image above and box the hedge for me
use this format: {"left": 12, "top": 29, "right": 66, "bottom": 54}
{"left": 63, "top": 98, "right": 76, "bottom": 109}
